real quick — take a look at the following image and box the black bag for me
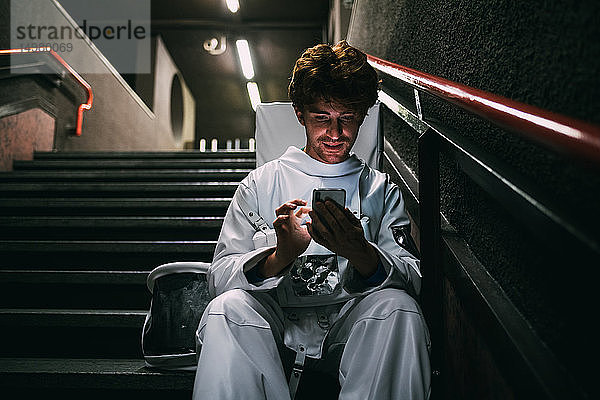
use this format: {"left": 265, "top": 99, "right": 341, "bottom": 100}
{"left": 142, "top": 262, "right": 211, "bottom": 370}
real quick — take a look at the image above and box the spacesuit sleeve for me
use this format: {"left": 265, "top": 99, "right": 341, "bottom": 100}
{"left": 345, "top": 177, "right": 422, "bottom": 298}
{"left": 207, "top": 178, "right": 285, "bottom": 298}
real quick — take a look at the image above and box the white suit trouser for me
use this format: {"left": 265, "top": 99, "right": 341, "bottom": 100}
{"left": 192, "top": 288, "right": 431, "bottom": 400}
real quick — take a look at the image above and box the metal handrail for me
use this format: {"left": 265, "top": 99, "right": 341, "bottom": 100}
{"left": 367, "top": 54, "right": 600, "bottom": 166}
{"left": 371, "top": 53, "right": 595, "bottom": 398}
{"left": 0, "top": 47, "right": 93, "bottom": 136}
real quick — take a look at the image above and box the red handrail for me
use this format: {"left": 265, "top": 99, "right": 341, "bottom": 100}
{"left": 367, "top": 54, "right": 600, "bottom": 166}
{"left": 0, "top": 47, "right": 93, "bottom": 136}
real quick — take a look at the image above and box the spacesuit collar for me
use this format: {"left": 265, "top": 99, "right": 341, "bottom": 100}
{"left": 279, "top": 146, "right": 364, "bottom": 177}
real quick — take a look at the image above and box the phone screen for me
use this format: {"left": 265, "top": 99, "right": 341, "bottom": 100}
{"left": 312, "top": 188, "right": 346, "bottom": 209}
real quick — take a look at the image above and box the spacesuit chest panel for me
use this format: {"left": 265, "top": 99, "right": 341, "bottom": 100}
{"left": 290, "top": 254, "right": 340, "bottom": 297}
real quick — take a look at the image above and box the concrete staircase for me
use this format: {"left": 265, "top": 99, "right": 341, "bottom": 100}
{"left": 0, "top": 151, "right": 254, "bottom": 399}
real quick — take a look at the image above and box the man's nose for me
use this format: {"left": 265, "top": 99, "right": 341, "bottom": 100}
{"left": 327, "top": 118, "right": 343, "bottom": 139}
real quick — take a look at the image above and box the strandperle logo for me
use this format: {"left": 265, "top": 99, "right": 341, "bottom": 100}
{"left": 15, "top": 20, "right": 147, "bottom": 41}
{"left": 11, "top": 0, "right": 150, "bottom": 74}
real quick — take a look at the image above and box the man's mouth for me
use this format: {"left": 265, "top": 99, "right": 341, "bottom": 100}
{"left": 322, "top": 142, "right": 344, "bottom": 150}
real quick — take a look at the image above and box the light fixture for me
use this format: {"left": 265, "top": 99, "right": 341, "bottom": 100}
{"left": 236, "top": 39, "right": 255, "bottom": 80}
{"left": 246, "top": 82, "right": 261, "bottom": 111}
{"left": 203, "top": 36, "right": 227, "bottom": 56}
{"left": 226, "top": 0, "right": 240, "bottom": 14}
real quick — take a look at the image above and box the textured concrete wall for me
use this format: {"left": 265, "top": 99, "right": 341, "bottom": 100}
{"left": 348, "top": 0, "right": 599, "bottom": 397}
{"left": 0, "top": 108, "right": 54, "bottom": 171}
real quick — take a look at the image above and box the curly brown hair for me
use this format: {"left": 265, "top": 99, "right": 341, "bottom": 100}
{"left": 288, "top": 40, "right": 379, "bottom": 115}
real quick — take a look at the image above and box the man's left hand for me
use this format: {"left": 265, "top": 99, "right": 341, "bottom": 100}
{"left": 307, "top": 200, "right": 379, "bottom": 278}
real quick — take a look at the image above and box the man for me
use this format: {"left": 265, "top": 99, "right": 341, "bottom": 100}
{"left": 193, "top": 41, "right": 431, "bottom": 399}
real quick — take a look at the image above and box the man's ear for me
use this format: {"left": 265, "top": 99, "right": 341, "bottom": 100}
{"left": 293, "top": 106, "right": 305, "bottom": 126}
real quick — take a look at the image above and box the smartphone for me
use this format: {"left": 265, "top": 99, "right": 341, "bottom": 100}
{"left": 312, "top": 188, "right": 346, "bottom": 209}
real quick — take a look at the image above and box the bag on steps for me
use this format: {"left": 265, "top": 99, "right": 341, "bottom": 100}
{"left": 141, "top": 261, "right": 211, "bottom": 371}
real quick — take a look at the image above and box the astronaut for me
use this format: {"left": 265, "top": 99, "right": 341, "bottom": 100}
{"left": 193, "top": 40, "right": 431, "bottom": 400}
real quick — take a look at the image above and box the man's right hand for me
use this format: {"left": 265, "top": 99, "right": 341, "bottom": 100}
{"left": 257, "top": 199, "right": 311, "bottom": 278}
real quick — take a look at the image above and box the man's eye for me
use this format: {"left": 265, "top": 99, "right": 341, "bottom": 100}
{"left": 340, "top": 115, "right": 355, "bottom": 122}
{"left": 314, "top": 115, "right": 329, "bottom": 121}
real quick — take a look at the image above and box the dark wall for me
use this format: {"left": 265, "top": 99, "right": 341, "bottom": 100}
{"left": 349, "top": 0, "right": 600, "bottom": 123}
{"left": 348, "top": 0, "right": 599, "bottom": 398}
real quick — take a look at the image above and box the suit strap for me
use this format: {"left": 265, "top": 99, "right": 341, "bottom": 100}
{"left": 288, "top": 344, "right": 306, "bottom": 399}
{"left": 236, "top": 190, "right": 270, "bottom": 233}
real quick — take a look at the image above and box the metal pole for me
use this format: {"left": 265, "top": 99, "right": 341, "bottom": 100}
{"left": 418, "top": 127, "right": 443, "bottom": 397}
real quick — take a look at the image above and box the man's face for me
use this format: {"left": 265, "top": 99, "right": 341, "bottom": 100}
{"left": 295, "top": 99, "right": 365, "bottom": 164}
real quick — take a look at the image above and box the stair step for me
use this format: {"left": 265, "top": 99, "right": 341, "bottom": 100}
{"left": 0, "top": 182, "right": 239, "bottom": 197}
{"left": 0, "top": 270, "right": 150, "bottom": 309}
{"left": 0, "top": 240, "right": 216, "bottom": 268}
{"left": 0, "top": 309, "right": 147, "bottom": 358}
{"left": 0, "top": 269, "right": 208, "bottom": 310}
{"left": 34, "top": 150, "right": 254, "bottom": 159}
{"left": 0, "top": 240, "right": 217, "bottom": 253}
{"left": 0, "top": 216, "right": 223, "bottom": 240}
{"left": 0, "top": 270, "right": 147, "bottom": 285}
{"left": 0, "top": 216, "right": 224, "bottom": 229}
{"left": 0, "top": 197, "right": 230, "bottom": 216}
{"left": 0, "top": 169, "right": 251, "bottom": 182}
{"left": 13, "top": 159, "right": 256, "bottom": 170}
{"left": 0, "top": 358, "right": 194, "bottom": 394}
{"left": 0, "top": 308, "right": 146, "bottom": 328}
{"left": 0, "top": 263, "right": 181, "bottom": 272}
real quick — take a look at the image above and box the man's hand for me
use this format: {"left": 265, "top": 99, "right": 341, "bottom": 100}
{"left": 307, "top": 200, "right": 379, "bottom": 278}
{"left": 257, "top": 199, "right": 311, "bottom": 278}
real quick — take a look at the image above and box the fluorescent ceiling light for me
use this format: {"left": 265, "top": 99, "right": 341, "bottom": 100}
{"left": 246, "top": 82, "right": 261, "bottom": 111}
{"left": 226, "top": 0, "right": 240, "bottom": 13}
{"left": 236, "top": 39, "right": 255, "bottom": 80}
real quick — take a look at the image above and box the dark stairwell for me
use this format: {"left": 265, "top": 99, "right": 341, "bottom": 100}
{"left": 0, "top": 150, "right": 255, "bottom": 399}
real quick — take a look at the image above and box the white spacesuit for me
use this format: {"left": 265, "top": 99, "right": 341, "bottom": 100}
{"left": 193, "top": 146, "right": 431, "bottom": 399}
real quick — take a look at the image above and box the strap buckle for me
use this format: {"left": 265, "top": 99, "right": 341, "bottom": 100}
{"left": 288, "top": 344, "right": 306, "bottom": 399}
